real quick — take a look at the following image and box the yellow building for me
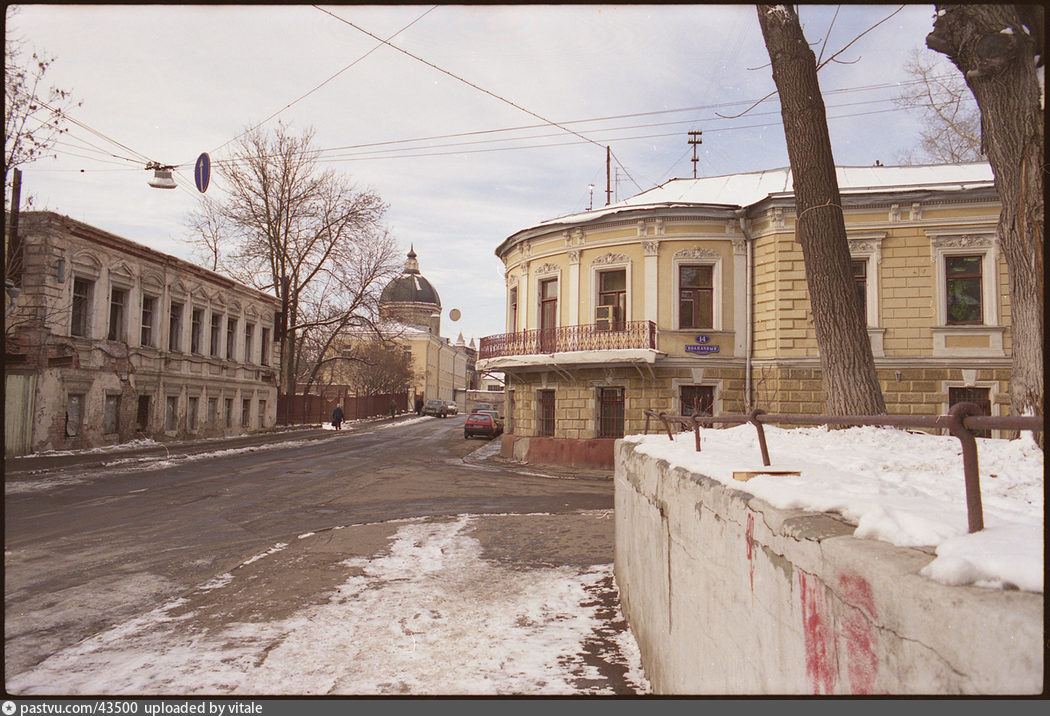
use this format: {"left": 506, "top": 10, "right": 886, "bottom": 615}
{"left": 329, "top": 248, "right": 471, "bottom": 409}
{"left": 476, "top": 163, "right": 1009, "bottom": 468}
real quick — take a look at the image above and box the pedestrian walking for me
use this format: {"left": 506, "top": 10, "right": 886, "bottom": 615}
{"left": 414, "top": 396, "right": 424, "bottom": 415}
{"left": 389, "top": 399, "right": 398, "bottom": 419}
{"left": 332, "top": 405, "right": 344, "bottom": 430}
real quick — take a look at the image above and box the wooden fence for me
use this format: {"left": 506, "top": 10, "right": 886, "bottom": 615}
{"left": 277, "top": 389, "right": 409, "bottom": 426}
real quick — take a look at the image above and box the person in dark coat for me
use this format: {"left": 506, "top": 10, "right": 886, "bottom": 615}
{"left": 414, "top": 396, "right": 424, "bottom": 415}
{"left": 332, "top": 405, "right": 344, "bottom": 430}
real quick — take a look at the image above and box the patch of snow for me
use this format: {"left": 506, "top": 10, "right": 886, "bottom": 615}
{"left": 7, "top": 516, "right": 649, "bottom": 696}
{"left": 242, "top": 543, "right": 288, "bottom": 566}
{"left": 625, "top": 424, "right": 1043, "bottom": 593}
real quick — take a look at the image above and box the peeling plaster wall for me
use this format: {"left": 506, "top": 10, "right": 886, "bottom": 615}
{"left": 613, "top": 440, "right": 1044, "bottom": 695}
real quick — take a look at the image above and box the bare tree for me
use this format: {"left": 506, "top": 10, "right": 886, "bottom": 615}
{"left": 339, "top": 339, "right": 415, "bottom": 397}
{"left": 895, "top": 48, "right": 983, "bottom": 164}
{"left": 4, "top": 28, "right": 81, "bottom": 208}
{"left": 187, "top": 123, "right": 400, "bottom": 394}
{"left": 926, "top": 4, "right": 1044, "bottom": 423}
{"left": 757, "top": 4, "right": 886, "bottom": 416}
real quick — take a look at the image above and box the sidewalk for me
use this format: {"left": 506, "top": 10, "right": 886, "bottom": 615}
{"left": 4, "top": 413, "right": 418, "bottom": 475}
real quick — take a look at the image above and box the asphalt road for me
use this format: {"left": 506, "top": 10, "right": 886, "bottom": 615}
{"left": 4, "top": 415, "right": 628, "bottom": 692}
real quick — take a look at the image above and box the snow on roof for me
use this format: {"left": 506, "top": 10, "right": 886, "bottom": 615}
{"left": 529, "top": 163, "right": 995, "bottom": 231}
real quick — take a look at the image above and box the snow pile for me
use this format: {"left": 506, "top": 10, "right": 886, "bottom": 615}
{"left": 626, "top": 425, "right": 1043, "bottom": 593}
{"left": 7, "top": 515, "right": 649, "bottom": 696}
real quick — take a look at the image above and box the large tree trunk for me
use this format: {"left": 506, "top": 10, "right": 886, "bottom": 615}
{"left": 927, "top": 4, "right": 1044, "bottom": 422}
{"left": 757, "top": 5, "right": 887, "bottom": 416}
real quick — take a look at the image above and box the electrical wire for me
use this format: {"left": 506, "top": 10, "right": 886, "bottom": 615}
{"left": 200, "top": 5, "right": 439, "bottom": 163}
{"left": 312, "top": 4, "right": 605, "bottom": 152}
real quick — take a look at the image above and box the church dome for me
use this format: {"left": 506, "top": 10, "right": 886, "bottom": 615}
{"left": 380, "top": 247, "right": 441, "bottom": 307}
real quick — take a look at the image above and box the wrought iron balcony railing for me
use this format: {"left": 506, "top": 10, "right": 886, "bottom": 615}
{"left": 478, "top": 321, "right": 657, "bottom": 360}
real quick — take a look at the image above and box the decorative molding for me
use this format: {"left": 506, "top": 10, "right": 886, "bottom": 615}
{"left": 592, "top": 252, "right": 631, "bottom": 266}
{"left": 533, "top": 262, "right": 561, "bottom": 276}
{"left": 642, "top": 240, "right": 660, "bottom": 257}
{"left": 568, "top": 249, "right": 581, "bottom": 265}
{"left": 636, "top": 220, "right": 647, "bottom": 237}
{"left": 889, "top": 204, "right": 902, "bottom": 223}
{"left": 109, "top": 261, "right": 136, "bottom": 283}
{"left": 732, "top": 238, "right": 747, "bottom": 256}
{"left": 910, "top": 202, "right": 922, "bottom": 221}
{"left": 772, "top": 207, "right": 785, "bottom": 229}
{"left": 929, "top": 233, "right": 996, "bottom": 252}
{"left": 848, "top": 237, "right": 883, "bottom": 265}
{"left": 141, "top": 271, "right": 165, "bottom": 290}
{"left": 673, "top": 247, "right": 720, "bottom": 261}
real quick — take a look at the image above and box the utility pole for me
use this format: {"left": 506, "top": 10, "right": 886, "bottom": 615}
{"left": 605, "top": 146, "right": 612, "bottom": 206}
{"left": 688, "top": 130, "right": 703, "bottom": 179}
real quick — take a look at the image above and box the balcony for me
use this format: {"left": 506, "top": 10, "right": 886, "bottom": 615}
{"left": 477, "top": 321, "right": 659, "bottom": 369}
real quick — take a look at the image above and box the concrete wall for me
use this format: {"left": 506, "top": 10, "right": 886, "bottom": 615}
{"left": 614, "top": 440, "right": 1044, "bottom": 695}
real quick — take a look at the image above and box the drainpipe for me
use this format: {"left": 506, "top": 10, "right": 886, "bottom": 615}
{"left": 737, "top": 210, "right": 754, "bottom": 408}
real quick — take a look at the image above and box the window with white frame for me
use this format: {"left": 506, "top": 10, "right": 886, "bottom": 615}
{"left": 672, "top": 248, "right": 721, "bottom": 331}
{"left": 930, "top": 233, "right": 998, "bottom": 327}
{"left": 929, "top": 232, "right": 1003, "bottom": 357}
{"left": 848, "top": 234, "right": 884, "bottom": 328}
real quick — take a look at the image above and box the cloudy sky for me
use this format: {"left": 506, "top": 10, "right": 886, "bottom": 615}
{"left": 7, "top": 3, "right": 950, "bottom": 344}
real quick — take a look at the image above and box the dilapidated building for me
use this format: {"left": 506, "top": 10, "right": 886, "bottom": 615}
{"left": 5, "top": 212, "right": 280, "bottom": 456}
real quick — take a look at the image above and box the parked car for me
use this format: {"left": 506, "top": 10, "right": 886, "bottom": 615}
{"left": 464, "top": 411, "right": 502, "bottom": 439}
{"left": 471, "top": 402, "right": 493, "bottom": 413}
{"left": 444, "top": 401, "right": 459, "bottom": 415}
{"left": 423, "top": 399, "right": 449, "bottom": 417}
{"left": 473, "top": 409, "right": 503, "bottom": 432}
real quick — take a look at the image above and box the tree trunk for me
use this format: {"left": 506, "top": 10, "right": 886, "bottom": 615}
{"left": 927, "top": 4, "right": 1044, "bottom": 422}
{"left": 757, "top": 5, "right": 887, "bottom": 416}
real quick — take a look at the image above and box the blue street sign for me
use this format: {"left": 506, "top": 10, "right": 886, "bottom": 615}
{"left": 194, "top": 153, "right": 211, "bottom": 193}
{"left": 685, "top": 344, "right": 720, "bottom": 355}
{"left": 695, "top": 335, "right": 710, "bottom": 344}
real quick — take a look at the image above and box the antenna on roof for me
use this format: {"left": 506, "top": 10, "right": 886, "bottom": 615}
{"left": 688, "top": 130, "right": 703, "bottom": 179}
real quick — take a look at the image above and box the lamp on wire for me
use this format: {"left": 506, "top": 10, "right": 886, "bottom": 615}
{"left": 146, "top": 161, "right": 177, "bottom": 189}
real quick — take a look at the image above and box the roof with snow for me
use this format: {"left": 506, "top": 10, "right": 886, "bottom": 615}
{"left": 499, "top": 163, "right": 995, "bottom": 252}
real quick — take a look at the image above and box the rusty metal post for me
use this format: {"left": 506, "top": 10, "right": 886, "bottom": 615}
{"left": 644, "top": 411, "right": 651, "bottom": 435}
{"left": 692, "top": 414, "right": 702, "bottom": 452}
{"left": 747, "top": 408, "right": 771, "bottom": 466}
{"left": 943, "top": 402, "right": 985, "bottom": 533}
{"left": 658, "top": 412, "right": 674, "bottom": 441}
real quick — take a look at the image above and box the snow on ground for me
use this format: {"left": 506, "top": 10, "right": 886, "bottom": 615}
{"left": 7, "top": 515, "right": 650, "bottom": 696}
{"left": 625, "top": 425, "right": 1043, "bottom": 593}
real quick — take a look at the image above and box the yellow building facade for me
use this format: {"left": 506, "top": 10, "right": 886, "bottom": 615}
{"left": 477, "top": 164, "right": 1009, "bottom": 468}
{"left": 327, "top": 248, "right": 472, "bottom": 410}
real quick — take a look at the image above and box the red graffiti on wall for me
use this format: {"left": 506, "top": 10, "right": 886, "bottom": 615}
{"left": 798, "top": 571, "right": 837, "bottom": 694}
{"left": 838, "top": 573, "right": 879, "bottom": 694}
{"left": 745, "top": 513, "right": 755, "bottom": 593}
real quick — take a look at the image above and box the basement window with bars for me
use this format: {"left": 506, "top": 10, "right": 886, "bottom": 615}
{"left": 537, "top": 389, "right": 555, "bottom": 437}
{"left": 597, "top": 387, "right": 625, "bottom": 439}
{"left": 948, "top": 386, "right": 991, "bottom": 438}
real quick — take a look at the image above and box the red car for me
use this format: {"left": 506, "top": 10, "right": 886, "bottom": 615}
{"left": 464, "top": 412, "right": 502, "bottom": 439}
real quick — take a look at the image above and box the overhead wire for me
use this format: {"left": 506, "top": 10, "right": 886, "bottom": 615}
{"left": 311, "top": 4, "right": 606, "bottom": 153}
{"left": 199, "top": 5, "right": 439, "bottom": 164}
